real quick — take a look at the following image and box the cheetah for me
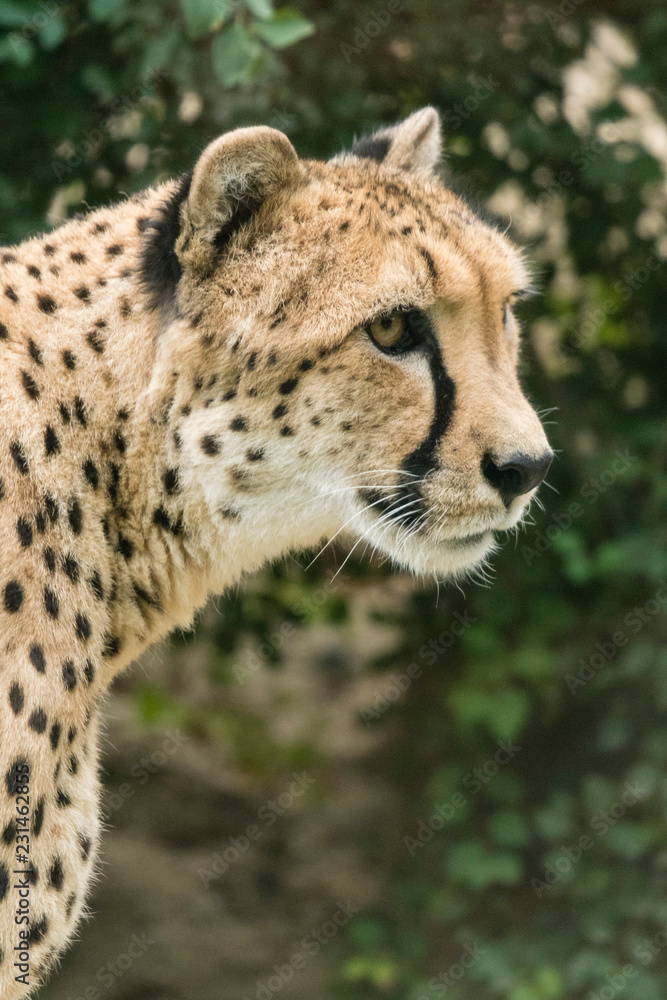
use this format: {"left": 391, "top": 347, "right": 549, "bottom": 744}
{"left": 0, "top": 107, "right": 552, "bottom": 996}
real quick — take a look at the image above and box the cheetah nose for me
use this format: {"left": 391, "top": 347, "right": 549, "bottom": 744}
{"left": 481, "top": 450, "right": 554, "bottom": 505}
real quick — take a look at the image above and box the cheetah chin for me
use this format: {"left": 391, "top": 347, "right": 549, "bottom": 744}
{"left": 0, "top": 106, "right": 552, "bottom": 997}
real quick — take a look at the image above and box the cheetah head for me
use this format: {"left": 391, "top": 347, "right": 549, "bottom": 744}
{"left": 148, "top": 107, "right": 553, "bottom": 582}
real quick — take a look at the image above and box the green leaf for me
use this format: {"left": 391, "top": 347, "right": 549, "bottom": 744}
{"left": 447, "top": 840, "right": 523, "bottom": 889}
{"left": 88, "top": 0, "right": 126, "bottom": 21}
{"left": 0, "top": 1, "right": 38, "bottom": 28}
{"left": 488, "top": 809, "right": 531, "bottom": 847}
{"left": 181, "top": 0, "right": 230, "bottom": 40}
{"left": 245, "top": 0, "right": 273, "bottom": 17}
{"left": 212, "top": 21, "right": 255, "bottom": 85}
{"left": 0, "top": 32, "right": 33, "bottom": 66}
{"left": 534, "top": 965, "right": 565, "bottom": 998}
{"left": 39, "top": 15, "right": 66, "bottom": 50}
{"left": 255, "top": 8, "right": 314, "bottom": 49}
{"left": 80, "top": 63, "right": 116, "bottom": 102}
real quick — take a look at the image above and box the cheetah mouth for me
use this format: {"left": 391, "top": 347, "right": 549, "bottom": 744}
{"left": 439, "top": 531, "right": 491, "bottom": 548}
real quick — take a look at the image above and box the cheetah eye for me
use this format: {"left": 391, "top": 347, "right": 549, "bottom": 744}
{"left": 365, "top": 309, "right": 424, "bottom": 355}
{"left": 369, "top": 312, "right": 405, "bottom": 347}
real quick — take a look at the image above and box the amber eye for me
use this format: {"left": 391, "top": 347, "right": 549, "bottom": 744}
{"left": 368, "top": 311, "right": 407, "bottom": 348}
{"left": 362, "top": 307, "right": 429, "bottom": 355}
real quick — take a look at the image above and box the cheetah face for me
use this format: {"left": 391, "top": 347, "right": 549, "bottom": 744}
{"left": 156, "top": 108, "right": 552, "bottom": 581}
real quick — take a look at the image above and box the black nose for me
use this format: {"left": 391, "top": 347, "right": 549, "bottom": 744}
{"left": 482, "top": 450, "right": 554, "bottom": 504}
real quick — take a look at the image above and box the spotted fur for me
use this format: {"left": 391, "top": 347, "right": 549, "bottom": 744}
{"left": 0, "top": 108, "right": 551, "bottom": 997}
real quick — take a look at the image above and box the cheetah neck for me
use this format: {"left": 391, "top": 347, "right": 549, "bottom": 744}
{"left": 2, "top": 184, "right": 338, "bottom": 692}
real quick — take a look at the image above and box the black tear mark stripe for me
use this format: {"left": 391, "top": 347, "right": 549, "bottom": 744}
{"left": 357, "top": 311, "right": 456, "bottom": 530}
{"left": 402, "top": 315, "right": 456, "bottom": 480}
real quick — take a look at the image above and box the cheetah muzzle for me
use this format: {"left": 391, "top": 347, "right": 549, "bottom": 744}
{"left": 0, "top": 107, "right": 552, "bottom": 996}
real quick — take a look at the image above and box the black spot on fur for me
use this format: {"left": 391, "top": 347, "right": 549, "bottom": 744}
{"left": 78, "top": 833, "right": 92, "bottom": 860}
{"left": 74, "top": 396, "right": 87, "bottom": 427}
{"left": 28, "top": 708, "right": 47, "bottom": 733}
{"left": 37, "top": 293, "right": 57, "bottom": 314}
{"left": 117, "top": 534, "right": 133, "bottom": 560}
{"left": 2, "top": 820, "right": 16, "bottom": 845}
{"left": 10, "top": 441, "right": 29, "bottom": 475}
{"left": 63, "top": 553, "right": 79, "bottom": 582}
{"left": 4, "top": 580, "right": 23, "bottom": 612}
{"left": 89, "top": 570, "right": 104, "bottom": 601}
{"left": 107, "top": 462, "right": 120, "bottom": 504}
{"left": 86, "top": 329, "right": 105, "bottom": 353}
{"left": 279, "top": 377, "right": 299, "bottom": 395}
{"left": 201, "top": 435, "right": 220, "bottom": 455}
{"left": 45, "top": 494, "right": 59, "bottom": 522}
{"left": 62, "top": 349, "right": 77, "bottom": 370}
{"left": 33, "top": 797, "right": 45, "bottom": 834}
{"left": 28, "top": 338, "right": 43, "bottom": 364}
{"left": 6, "top": 759, "right": 28, "bottom": 796}
{"left": 153, "top": 506, "right": 181, "bottom": 534}
{"left": 17, "top": 517, "right": 32, "bottom": 547}
{"left": 68, "top": 497, "right": 83, "bottom": 534}
{"left": 22, "top": 370, "right": 40, "bottom": 399}
{"left": 29, "top": 645, "right": 46, "bottom": 673}
{"left": 9, "top": 683, "right": 24, "bottom": 714}
{"left": 163, "top": 468, "right": 179, "bottom": 494}
{"left": 44, "top": 586, "right": 59, "bottom": 619}
{"left": 83, "top": 459, "right": 99, "bottom": 489}
{"left": 102, "top": 634, "right": 121, "bottom": 658}
{"left": 45, "top": 425, "right": 61, "bottom": 457}
{"left": 62, "top": 660, "right": 76, "bottom": 690}
{"left": 49, "top": 723, "right": 61, "bottom": 751}
{"left": 49, "top": 857, "right": 64, "bottom": 890}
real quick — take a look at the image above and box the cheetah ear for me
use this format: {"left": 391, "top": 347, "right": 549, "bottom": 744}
{"left": 176, "top": 126, "right": 299, "bottom": 275}
{"left": 344, "top": 107, "right": 442, "bottom": 179}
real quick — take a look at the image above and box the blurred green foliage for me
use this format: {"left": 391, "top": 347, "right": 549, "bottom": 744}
{"left": 2, "top": 0, "right": 667, "bottom": 997}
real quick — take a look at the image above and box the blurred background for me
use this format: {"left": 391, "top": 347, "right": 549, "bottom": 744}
{"left": 2, "top": 0, "right": 666, "bottom": 997}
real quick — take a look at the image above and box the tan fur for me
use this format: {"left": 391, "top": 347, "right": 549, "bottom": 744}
{"left": 0, "top": 108, "right": 550, "bottom": 996}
